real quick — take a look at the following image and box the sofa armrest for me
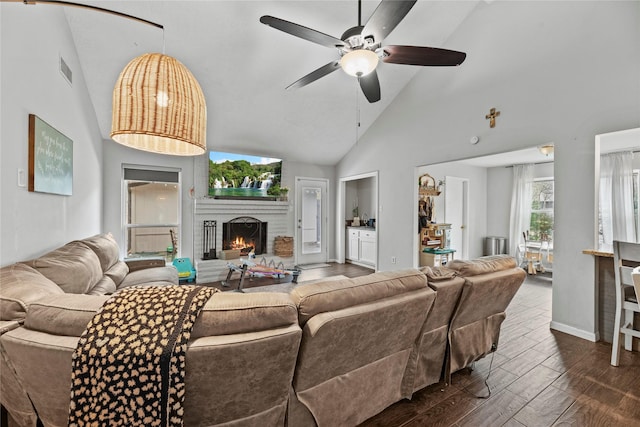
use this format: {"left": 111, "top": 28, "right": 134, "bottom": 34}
{"left": 125, "top": 257, "right": 166, "bottom": 272}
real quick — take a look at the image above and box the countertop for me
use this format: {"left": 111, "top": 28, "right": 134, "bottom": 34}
{"left": 582, "top": 249, "right": 613, "bottom": 257}
{"left": 347, "top": 226, "right": 376, "bottom": 231}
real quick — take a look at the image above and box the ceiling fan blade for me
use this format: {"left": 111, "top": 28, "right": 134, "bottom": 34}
{"left": 382, "top": 45, "right": 467, "bottom": 66}
{"left": 359, "top": 70, "right": 381, "bottom": 103}
{"left": 361, "top": 0, "right": 417, "bottom": 45}
{"left": 260, "top": 15, "right": 345, "bottom": 49}
{"left": 286, "top": 61, "right": 342, "bottom": 90}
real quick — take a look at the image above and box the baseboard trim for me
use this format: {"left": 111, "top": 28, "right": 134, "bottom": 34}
{"left": 550, "top": 321, "right": 599, "bottom": 342}
{"left": 345, "top": 260, "right": 376, "bottom": 269}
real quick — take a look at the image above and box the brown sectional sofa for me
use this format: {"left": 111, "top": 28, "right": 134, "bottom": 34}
{"left": 0, "top": 234, "right": 525, "bottom": 427}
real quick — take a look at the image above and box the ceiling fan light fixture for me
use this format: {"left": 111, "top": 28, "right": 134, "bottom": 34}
{"left": 538, "top": 144, "right": 554, "bottom": 156}
{"left": 340, "top": 49, "right": 379, "bottom": 77}
{"left": 111, "top": 53, "right": 207, "bottom": 156}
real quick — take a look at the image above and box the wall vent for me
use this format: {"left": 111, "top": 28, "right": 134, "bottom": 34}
{"left": 59, "top": 55, "right": 72, "bottom": 85}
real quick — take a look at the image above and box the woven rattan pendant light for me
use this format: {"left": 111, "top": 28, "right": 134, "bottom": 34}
{"left": 111, "top": 53, "right": 207, "bottom": 156}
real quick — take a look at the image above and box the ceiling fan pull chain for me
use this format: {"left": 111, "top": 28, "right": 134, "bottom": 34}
{"left": 355, "top": 78, "right": 361, "bottom": 144}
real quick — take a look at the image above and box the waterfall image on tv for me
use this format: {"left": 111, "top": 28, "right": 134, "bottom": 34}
{"left": 209, "top": 151, "right": 282, "bottom": 199}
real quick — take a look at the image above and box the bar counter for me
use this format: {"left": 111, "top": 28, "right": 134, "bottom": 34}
{"left": 584, "top": 249, "right": 639, "bottom": 351}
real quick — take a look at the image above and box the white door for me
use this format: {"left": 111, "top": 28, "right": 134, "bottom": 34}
{"left": 296, "top": 177, "right": 328, "bottom": 265}
{"left": 444, "top": 176, "right": 469, "bottom": 260}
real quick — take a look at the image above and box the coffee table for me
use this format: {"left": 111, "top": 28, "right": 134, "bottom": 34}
{"left": 222, "top": 259, "right": 301, "bottom": 292}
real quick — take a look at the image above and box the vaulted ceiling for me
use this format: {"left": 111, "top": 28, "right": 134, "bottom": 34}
{"left": 60, "top": 1, "right": 480, "bottom": 165}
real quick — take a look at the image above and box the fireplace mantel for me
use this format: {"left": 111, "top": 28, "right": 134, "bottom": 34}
{"left": 195, "top": 198, "right": 289, "bottom": 214}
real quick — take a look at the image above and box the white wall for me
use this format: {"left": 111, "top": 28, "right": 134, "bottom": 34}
{"left": 0, "top": 4, "right": 103, "bottom": 265}
{"left": 486, "top": 166, "right": 512, "bottom": 240}
{"left": 345, "top": 180, "right": 358, "bottom": 219}
{"left": 357, "top": 178, "right": 376, "bottom": 223}
{"left": 336, "top": 1, "right": 640, "bottom": 341}
{"left": 344, "top": 177, "right": 375, "bottom": 222}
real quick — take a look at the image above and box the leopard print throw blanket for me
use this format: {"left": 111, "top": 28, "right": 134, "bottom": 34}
{"left": 69, "top": 285, "right": 217, "bottom": 426}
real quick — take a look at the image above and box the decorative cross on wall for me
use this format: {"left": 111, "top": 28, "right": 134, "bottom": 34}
{"left": 485, "top": 108, "right": 501, "bottom": 128}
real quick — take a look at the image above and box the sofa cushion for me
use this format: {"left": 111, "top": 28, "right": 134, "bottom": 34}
{"left": 447, "top": 255, "right": 517, "bottom": 277}
{"left": 86, "top": 276, "right": 117, "bottom": 295}
{"left": 78, "top": 233, "right": 121, "bottom": 273}
{"left": 24, "top": 294, "right": 109, "bottom": 336}
{"left": 24, "top": 241, "right": 102, "bottom": 294}
{"left": 104, "top": 261, "right": 128, "bottom": 286}
{"left": 0, "top": 263, "right": 64, "bottom": 321}
{"left": 192, "top": 292, "right": 298, "bottom": 338}
{"left": 420, "top": 266, "right": 458, "bottom": 282}
{"left": 118, "top": 265, "right": 178, "bottom": 288}
{"left": 291, "top": 269, "right": 428, "bottom": 325}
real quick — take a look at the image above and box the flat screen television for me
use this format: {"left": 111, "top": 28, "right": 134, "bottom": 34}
{"left": 208, "top": 151, "right": 282, "bottom": 199}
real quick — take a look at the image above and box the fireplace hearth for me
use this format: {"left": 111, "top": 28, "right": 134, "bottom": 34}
{"left": 223, "top": 217, "right": 267, "bottom": 255}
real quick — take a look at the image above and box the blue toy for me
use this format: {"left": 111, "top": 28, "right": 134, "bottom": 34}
{"left": 172, "top": 258, "right": 196, "bottom": 283}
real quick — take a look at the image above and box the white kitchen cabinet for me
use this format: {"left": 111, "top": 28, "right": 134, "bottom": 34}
{"left": 347, "top": 229, "right": 360, "bottom": 261}
{"left": 346, "top": 227, "right": 376, "bottom": 267}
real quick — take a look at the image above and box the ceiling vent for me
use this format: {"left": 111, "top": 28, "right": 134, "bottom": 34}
{"left": 59, "top": 55, "right": 72, "bottom": 85}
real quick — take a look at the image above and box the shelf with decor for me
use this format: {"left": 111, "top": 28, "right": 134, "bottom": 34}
{"left": 419, "top": 224, "right": 452, "bottom": 267}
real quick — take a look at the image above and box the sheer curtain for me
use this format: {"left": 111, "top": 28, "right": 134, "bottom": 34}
{"left": 509, "top": 164, "right": 534, "bottom": 263}
{"left": 600, "top": 151, "right": 636, "bottom": 251}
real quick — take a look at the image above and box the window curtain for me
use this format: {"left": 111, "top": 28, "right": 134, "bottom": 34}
{"left": 509, "top": 164, "right": 534, "bottom": 263}
{"left": 600, "top": 151, "right": 636, "bottom": 251}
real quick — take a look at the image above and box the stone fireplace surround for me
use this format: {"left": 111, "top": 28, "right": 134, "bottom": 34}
{"left": 193, "top": 198, "right": 293, "bottom": 283}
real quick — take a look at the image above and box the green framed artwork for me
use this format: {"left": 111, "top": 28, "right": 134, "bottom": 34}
{"left": 28, "top": 114, "right": 73, "bottom": 195}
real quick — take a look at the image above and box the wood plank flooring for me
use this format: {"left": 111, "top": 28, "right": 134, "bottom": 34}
{"left": 359, "top": 271, "right": 640, "bottom": 427}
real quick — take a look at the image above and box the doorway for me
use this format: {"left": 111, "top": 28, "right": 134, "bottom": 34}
{"left": 295, "top": 177, "right": 328, "bottom": 265}
{"left": 444, "top": 176, "right": 470, "bottom": 260}
{"left": 338, "top": 171, "right": 378, "bottom": 269}
{"left": 414, "top": 146, "right": 555, "bottom": 264}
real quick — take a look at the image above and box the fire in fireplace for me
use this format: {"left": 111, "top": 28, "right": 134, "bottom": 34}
{"left": 222, "top": 217, "right": 267, "bottom": 255}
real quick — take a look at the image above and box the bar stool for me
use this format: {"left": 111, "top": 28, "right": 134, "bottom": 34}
{"left": 610, "top": 240, "right": 640, "bottom": 366}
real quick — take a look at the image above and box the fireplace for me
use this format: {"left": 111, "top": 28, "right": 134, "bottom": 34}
{"left": 222, "top": 216, "right": 267, "bottom": 255}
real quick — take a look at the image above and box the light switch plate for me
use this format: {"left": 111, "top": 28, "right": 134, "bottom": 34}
{"left": 17, "top": 168, "right": 26, "bottom": 187}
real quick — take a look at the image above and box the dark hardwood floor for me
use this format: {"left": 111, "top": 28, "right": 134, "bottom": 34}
{"left": 360, "top": 271, "right": 640, "bottom": 427}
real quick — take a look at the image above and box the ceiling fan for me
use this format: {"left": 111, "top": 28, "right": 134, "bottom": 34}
{"left": 260, "top": 0, "right": 466, "bottom": 103}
